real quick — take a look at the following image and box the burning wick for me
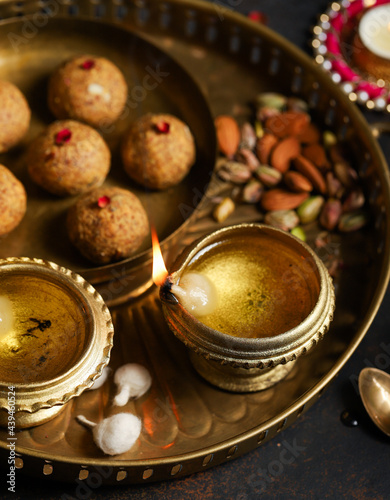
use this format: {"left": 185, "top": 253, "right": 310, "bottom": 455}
{"left": 151, "top": 227, "right": 218, "bottom": 317}
{"left": 0, "top": 296, "right": 14, "bottom": 340}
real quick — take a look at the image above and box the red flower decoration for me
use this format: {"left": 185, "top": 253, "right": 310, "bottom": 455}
{"left": 248, "top": 11, "right": 267, "bottom": 24}
{"left": 55, "top": 128, "right": 72, "bottom": 145}
{"left": 155, "top": 121, "right": 170, "bottom": 133}
{"left": 81, "top": 59, "right": 95, "bottom": 70}
{"left": 97, "top": 196, "right": 111, "bottom": 208}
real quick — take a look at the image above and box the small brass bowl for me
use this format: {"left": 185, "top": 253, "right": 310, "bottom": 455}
{"left": 0, "top": 257, "right": 114, "bottom": 428}
{"left": 161, "top": 224, "right": 335, "bottom": 392}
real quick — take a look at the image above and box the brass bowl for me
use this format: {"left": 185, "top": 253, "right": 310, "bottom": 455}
{"left": 0, "top": 258, "right": 114, "bottom": 428}
{"left": 161, "top": 224, "right": 335, "bottom": 392}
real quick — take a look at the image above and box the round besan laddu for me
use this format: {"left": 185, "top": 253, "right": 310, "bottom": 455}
{"left": 0, "top": 164, "right": 27, "bottom": 237}
{"left": 47, "top": 55, "right": 128, "bottom": 128}
{"left": 27, "top": 120, "right": 111, "bottom": 197}
{"left": 121, "top": 113, "right": 196, "bottom": 190}
{"left": 0, "top": 81, "right": 30, "bottom": 153}
{"left": 67, "top": 186, "right": 149, "bottom": 265}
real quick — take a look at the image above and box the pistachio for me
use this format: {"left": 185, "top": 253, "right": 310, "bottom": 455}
{"left": 326, "top": 171, "right": 345, "bottom": 199}
{"left": 319, "top": 199, "right": 342, "bottom": 231}
{"left": 342, "top": 188, "right": 365, "bottom": 212}
{"left": 338, "top": 210, "right": 369, "bottom": 232}
{"left": 314, "top": 231, "right": 331, "bottom": 249}
{"left": 334, "top": 162, "right": 355, "bottom": 189}
{"left": 297, "top": 195, "right": 325, "bottom": 224}
{"left": 323, "top": 130, "right": 337, "bottom": 149}
{"left": 291, "top": 226, "right": 306, "bottom": 241}
{"left": 240, "top": 122, "right": 257, "bottom": 150}
{"left": 217, "top": 161, "right": 252, "bottom": 184}
{"left": 255, "top": 92, "right": 287, "bottom": 111}
{"left": 255, "top": 165, "right": 282, "bottom": 187}
{"left": 264, "top": 209, "right": 299, "bottom": 231}
{"left": 213, "top": 197, "right": 235, "bottom": 223}
{"left": 236, "top": 148, "right": 260, "bottom": 172}
{"left": 242, "top": 179, "right": 264, "bottom": 203}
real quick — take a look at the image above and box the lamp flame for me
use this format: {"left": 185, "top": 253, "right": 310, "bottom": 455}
{"left": 151, "top": 226, "right": 168, "bottom": 286}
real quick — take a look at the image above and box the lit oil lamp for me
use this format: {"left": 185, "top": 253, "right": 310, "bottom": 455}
{"left": 359, "top": 4, "right": 390, "bottom": 61}
{"left": 154, "top": 224, "right": 335, "bottom": 392}
{"left": 352, "top": 3, "right": 390, "bottom": 83}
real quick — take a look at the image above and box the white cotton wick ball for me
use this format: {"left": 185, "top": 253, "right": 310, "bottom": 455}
{"left": 171, "top": 272, "right": 218, "bottom": 317}
{"left": 77, "top": 413, "right": 142, "bottom": 456}
{"left": 88, "top": 366, "right": 111, "bottom": 391}
{"left": 113, "top": 363, "right": 152, "bottom": 407}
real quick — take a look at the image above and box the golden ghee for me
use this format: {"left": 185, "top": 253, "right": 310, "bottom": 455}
{"left": 182, "top": 234, "right": 320, "bottom": 338}
{"left": 0, "top": 273, "right": 89, "bottom": 384}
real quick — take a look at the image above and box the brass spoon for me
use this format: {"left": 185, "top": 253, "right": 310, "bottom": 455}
{"left": 359, "top": 367, "right": 390, "bottom": 437}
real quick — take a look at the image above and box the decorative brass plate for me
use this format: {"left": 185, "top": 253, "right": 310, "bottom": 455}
{"left": 0, "top": 0, "right": 389, "bottom": 486}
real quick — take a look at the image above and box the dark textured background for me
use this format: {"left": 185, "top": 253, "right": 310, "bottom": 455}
{"left": 1, "top": 1, "right": 390, "bottom": 499}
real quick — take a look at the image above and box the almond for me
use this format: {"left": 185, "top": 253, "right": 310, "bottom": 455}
{"left": 265, "top": 111, "right": 310, "bottom": 138}
{"left": 261, "top": 189, "right": 309, "bottom": 211}
{"left": 270, "top": 136, "right": 300, "bottom": 173}
{"left": 214, "top": 115, "right": 240, "bottom": 158}
{"left": 302, "top": 143, "right": 330, "bottom": 169}
{"left": 293, "top": 155, "right": 327, "bottom": 194}
{"left": 256, "top": 133, "right": 278, "bottom": 164}
{"left": 296, "top": 122, "right": 321, "bottom": 144}
{"left": 284, "top": 171, "right": 313, "bottom": 193}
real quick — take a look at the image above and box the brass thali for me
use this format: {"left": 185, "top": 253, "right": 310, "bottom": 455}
{"left": 0, "top": 0, "right": 389, "bottom": 486}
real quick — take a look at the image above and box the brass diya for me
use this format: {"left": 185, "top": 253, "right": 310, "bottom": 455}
{"left": 0, "top": 257, "right": 114, "bottom": 428}
{"left": 161, "top": 224, "right": 335, "bottom": 392}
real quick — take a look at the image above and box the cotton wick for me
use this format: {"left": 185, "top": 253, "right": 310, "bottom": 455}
{"left": 113, "top": 363, "right": 152, "bottom": 406}
{"left": 76, "top": 413, "right": 142, "bottom": 456}
{"left": 169, "top": 272, "right": 218, "bottom": 317}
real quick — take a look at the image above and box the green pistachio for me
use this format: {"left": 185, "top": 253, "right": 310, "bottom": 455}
{"left": 242, "top": 180, "right": 264, "bottom": 204}
{"left": 297, "top": 196, "right": 325, "bottom": 224}
{"left": 255, "top": 92, "right": 287, "bottom": 111}
{"left": 338, "top": 210, "right": 369, "bottom": 232}
{"left": 264, "top": 210, "right": 299, "bottom": 231}
{"left": 255, "top": 165, "right": 282, "bottom": 187}
{"left": 291, "top": 226, "right": 306, "bottom": 241}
